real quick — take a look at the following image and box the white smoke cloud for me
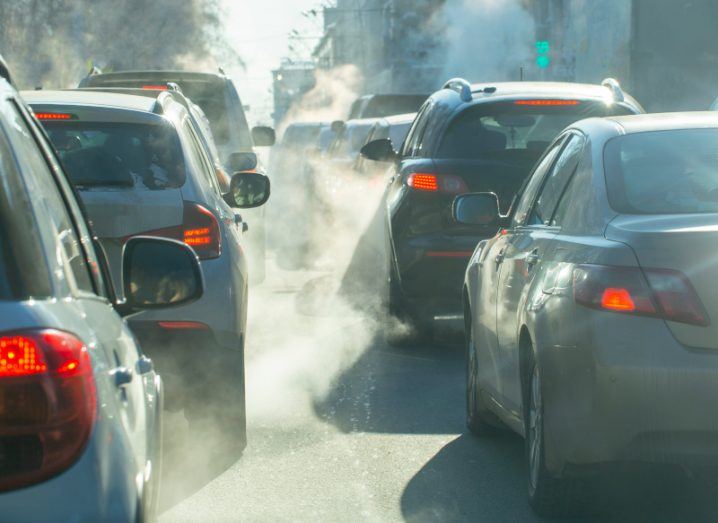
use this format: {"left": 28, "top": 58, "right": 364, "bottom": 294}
{"left": 438, "top": 0, "right": 536, "bottom": 82}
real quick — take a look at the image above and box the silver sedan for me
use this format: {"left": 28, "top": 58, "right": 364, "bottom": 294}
{"left": 457, "top": 113, "right": 718, "bottom": 516}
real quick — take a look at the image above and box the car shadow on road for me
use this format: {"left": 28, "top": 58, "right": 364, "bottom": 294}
{"left": 401, "top": 433, "right": 718, "bottom": 522}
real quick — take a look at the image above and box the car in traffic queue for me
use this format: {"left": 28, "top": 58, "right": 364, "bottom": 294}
{"left": 458, "top": 112, "right": 718, "bottom": 516}
{"left": 24, "top": 89, "right": 270, "bottom": 449}
{"left": 355, "top": 112, "right": 416, "bottom": 183}
{"left": 361, "top": 78, "right": 644, "bottom": 344}
{"left": 0, "top": 62, "right": 205, "bottom": 523}
{"left": 348, "top": 93, "right": 429, "bottom": 120}
{"left": 79, "top": 69, "right": 276, "bottom": 282}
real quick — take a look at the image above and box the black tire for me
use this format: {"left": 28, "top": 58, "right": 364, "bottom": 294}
{"left": 466, "top": 319, "right": 505, "bottom": 435}
{"left": 525, "top": 348, "right": 591, "bottom": 516}
{"left": 385, "top": 258, "right": 432, "bottom": 347}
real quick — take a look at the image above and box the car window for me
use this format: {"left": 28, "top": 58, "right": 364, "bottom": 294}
{"left": 402, "top": 102, "right": 431, "bottom": 157}
{"left": 0, "top": 113, "right": 52, "bottom": 299}
{"left": 529, "top": 133, "right": 585, "bottom": 225}
{"left": 605, "top": 128, "right": 718, "bottom": 214}
{"left": 184, "top": 120, "right": 221, "bottom": 194}
{"left": 42, "top": 120, "right": 186, "bottom": 190}
{"left": 510, "top": 137, "right": 565, "bottom": 227}
{"left": 551, "top": 164, "right": 582, "bottom": 227}
{"left": 6, "top": 102, "right": 95, "bottom": 295}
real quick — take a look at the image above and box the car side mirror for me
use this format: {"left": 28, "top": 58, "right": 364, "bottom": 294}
{"left": 252, "top": 126, "right": 276, "bottom": 147}
{"left": 121, "top": 237, "right": 203, "bottom": 314}
{"left": 360, "top": 138, "right": 398, "bottom": 163}
{"left": 229, "top": 152, "right": 258, "bottom": 172}
{"left": 453, "top": 193, "right": 500, "bottom": 227}
{"left": 225, "top": 171, "right": 271, "bottom": 209}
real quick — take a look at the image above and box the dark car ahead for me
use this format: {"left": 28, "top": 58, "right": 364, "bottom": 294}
{"left": 361, "top": 78, "right": 643, "bottom": 343}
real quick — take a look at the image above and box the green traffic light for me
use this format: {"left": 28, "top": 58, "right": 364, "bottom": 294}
{"left": 536, "top": 55, "right": 551, "bottom": 69}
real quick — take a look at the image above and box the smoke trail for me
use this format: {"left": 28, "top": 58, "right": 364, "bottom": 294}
{"left": 436, "top": 0, "right": 536, "bottom": 82}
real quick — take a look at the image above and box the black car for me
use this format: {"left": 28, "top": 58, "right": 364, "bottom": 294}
{"left": 361, "top": 78, "right": 644, "bottom": 344}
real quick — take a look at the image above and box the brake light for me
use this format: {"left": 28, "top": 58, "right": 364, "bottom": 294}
{"left": 182, "top": 202, "right": 221, "bottom": 259}
{"left": 407, "top": 173, "right": 468, "bottom": 195}
{"left": 0, "top": 330, "right": 96, "bottom": 492}
{"left": 514, "top": 100, "right": 581, "bottom": 106}
{"left": 573, "top": 265, "right": 708, "bottom": 326}
{"left": 142, "top": 85, "right": 168, "bottom": 90}
{"left": 34, "top": 112, "right": 75, "bottom": 120}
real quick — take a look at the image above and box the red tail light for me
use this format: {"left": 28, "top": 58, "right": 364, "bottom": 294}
{"left": 514, "top": 100, "right": 580, "bottom": 106}
{"left": 183, "top": 202, "right": 221, "bottom": 259}
{"left": 0, "top": 330, "right": 96, "bottom": 492}
{"left": 129, "top": 201, "right": 221, "bottom": 260}
{"left": 142, "top": 85, "right": 168, "bottom": 90}
{"left": 573, "top": 265, "right": 708, "bottom": 326}
{"left": 407, "top": 173, "right": 468, "bottom": 195}
{"left": 34, "top": 112, "right": 75, "bottom": 120}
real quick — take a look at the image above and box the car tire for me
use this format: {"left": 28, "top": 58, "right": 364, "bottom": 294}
{"left": 466, "top": 319, "right": 505, "bottom": 436}
{"left": 385, "top": 258, "right": 432, "bottom": 347}
{"left": 525, "top": 349, "right": 591, "bottom": 516}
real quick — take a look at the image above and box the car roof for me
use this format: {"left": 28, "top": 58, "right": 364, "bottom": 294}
{"left": 604, "top": 112, "right": 718, "bottom": 133}
{"left": 23, "top": 89, "right": 159, "bottom": 113}
{"left": 83, "top": 70, "right": 226, "bottom": 83}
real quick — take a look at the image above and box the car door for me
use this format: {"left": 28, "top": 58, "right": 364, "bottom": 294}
{"left": 495, "top": 133, "right": 587, "bottom": 410}
{"left": 9, "top": 99, "right": 155, "bottom": 469}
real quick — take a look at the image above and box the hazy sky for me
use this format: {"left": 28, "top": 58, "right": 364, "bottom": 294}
{"left": 224, "top": 0, "right": 324, "bottom": 124}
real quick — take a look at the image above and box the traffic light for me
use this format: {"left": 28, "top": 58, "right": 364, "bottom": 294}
{"left": 536, "top": 40, "right": 551, "bottom": 69}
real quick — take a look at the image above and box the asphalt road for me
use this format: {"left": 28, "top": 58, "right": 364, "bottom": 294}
{"left": 155, "top": 258, "right": 718, "bottom": 523}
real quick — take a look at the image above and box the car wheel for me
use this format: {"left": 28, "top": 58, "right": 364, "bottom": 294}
{"left": 466, "top": 319, "right": 505, "bottom": 435}
{"left": 525, "top": 351, "right": 590, "bottom": 516}
{"left": 385, "top": 258, "right": 432, "bottom": 347}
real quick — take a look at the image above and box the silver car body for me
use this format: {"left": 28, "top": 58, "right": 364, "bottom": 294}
{"left": 0, "top": 80, "right": 161, "bottom": 522}
{"left": 464, "top": 112, "right": 718, "bottom": 474}
{"left": 23, "top": 90, "right": 249, "bottom": 355}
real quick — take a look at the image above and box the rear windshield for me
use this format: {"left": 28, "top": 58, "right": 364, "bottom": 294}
{"left": 604, "top": 129, "right": 718, "bottom": 214}
{"left": 43, "top": 121, "right": 186, "bottom": 190}
{"left": 178, "top": 82, "right": 240, "bottom": 147}
{"left": 361, "top": 96, "right": 427, "bottom": 119}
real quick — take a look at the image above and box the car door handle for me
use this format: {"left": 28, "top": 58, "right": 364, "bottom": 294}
{"left": 136, "top": 356, "right": 153, "bottom": 375}
{"left": 526, "top": 250, "right": 539, "bottom": 267}
{"left": 111, "top": 367, "right": 134, "bottom": 388}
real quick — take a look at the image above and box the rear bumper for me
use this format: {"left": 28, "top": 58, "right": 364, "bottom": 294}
{"left": 538, "top": 310, "right": 718, "bottom": 475}
{"left": 394, "top": 233, "right": 481, "bottom": 317}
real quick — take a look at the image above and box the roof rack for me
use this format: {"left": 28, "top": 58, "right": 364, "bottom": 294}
{"left": 601, "top": 78, "right": 625, "bottom": 102}
{"left": 443, "top": 78, "right": 473, "bottom": 103}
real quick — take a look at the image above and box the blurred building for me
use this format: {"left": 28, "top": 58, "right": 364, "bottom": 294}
{"left": 272, "top": 60, "right": 316, "bottom": 126}
{"left": 532, "top": 0, "right": 718, "bottom": 111}
{"left": 312, "top": 0, "right": 445, "bottom": 94}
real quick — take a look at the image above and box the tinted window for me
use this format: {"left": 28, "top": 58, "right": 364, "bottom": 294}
{"left": 43, "top": 121, "right": 186, "bottom": 190}
{"left": 531, "top": 134, "right": 585, "bottom": 225}
{"left": 605, "top": 129, "right": 718, "bottom": 214}
{"left": 438, "top": 101, "right": 630, "bottom": 160}
{"left": 7, "top": 105, "right": 94, "bottom": 293}
{"left": 511, "top": 138, "right": 565, "bottom": 227}
{"left": 0, "top": 121, "right": 51, "bottom": 299}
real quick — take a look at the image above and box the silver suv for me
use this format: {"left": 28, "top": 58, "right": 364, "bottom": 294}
{"left": 24, "top": 89, "right": 270, "bottom": 447}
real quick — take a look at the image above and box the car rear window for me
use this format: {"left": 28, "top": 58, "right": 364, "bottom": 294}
{"left": 42, "top": 121, "right": 186, "bottom": 190}
{"left": 330, "top": 123, "right": 374, "bottom": 159}
{"left": 604, "top": 129, "right": 718, "bottom": 214}
{"left": 438, "top": 100, "right": 632, "bottom": 160}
